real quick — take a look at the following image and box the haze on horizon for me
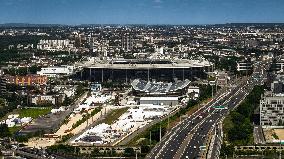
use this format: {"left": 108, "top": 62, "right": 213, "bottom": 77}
{"left": 0, "top": 0, "right": 283, "bottom": 25}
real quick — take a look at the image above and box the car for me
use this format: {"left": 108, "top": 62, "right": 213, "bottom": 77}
{"left": 193, "top": 146, "right": 197, "bottom": 149}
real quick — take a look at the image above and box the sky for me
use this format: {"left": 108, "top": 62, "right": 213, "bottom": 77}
{"left": 0, "top": 0, "right": 283, "bottom": 25}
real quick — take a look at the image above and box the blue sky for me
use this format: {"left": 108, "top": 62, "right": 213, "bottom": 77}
{"left": 0, "top": 0, "right": 283, "bottom": 24}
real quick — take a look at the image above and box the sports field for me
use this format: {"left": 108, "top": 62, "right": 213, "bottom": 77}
{"left": 18, "top": 107, "right": 52, "bottom": 118}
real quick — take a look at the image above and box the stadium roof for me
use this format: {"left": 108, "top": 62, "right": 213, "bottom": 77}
{"left": 131, "top": 79, "right": 190, "bottom": 95}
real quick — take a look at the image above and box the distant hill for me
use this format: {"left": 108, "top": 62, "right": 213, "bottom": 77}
{"left": 0, "top": 23, "right": 68, "bottom": 28}
{"left": 0, "top": 23, "right": 284, "bottom": 28}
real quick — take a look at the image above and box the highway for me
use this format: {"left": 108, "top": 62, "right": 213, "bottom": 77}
{"left": 146, "top": 61, "right": 267, "bottom": 159}
{"left": 146, "top": 91, "right": 230, "bottom": 159}
{"left": 208, "top": 122, "right": 222, "bottom": 159}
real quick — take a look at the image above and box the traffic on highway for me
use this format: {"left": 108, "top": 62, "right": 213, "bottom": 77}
{"left": 146, "top": 61, "right": 268, "bottom": 159}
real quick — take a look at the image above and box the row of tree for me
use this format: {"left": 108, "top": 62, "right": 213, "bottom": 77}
{"left": 47, "top": 144, "right": 150, "bottom": 158}
{"left": 221, "top": 85, "right": 265, "bottom": 156}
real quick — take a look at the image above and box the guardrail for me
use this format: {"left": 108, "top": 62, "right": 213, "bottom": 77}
{"left": 235, "top": 145, "right": 284, "bottom": 151}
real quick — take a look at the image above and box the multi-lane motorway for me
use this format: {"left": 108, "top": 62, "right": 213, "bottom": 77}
{"left": 146, "top": 61, "right": 267, "bottom": 159}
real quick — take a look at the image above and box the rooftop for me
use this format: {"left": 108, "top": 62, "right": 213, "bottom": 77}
{"left": 78, "top": 59, "right": 212, "bottom": 69}
{"left": 132, "top": 79, "right": 190, "bottom": 94}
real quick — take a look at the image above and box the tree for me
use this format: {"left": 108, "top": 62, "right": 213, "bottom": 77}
{"left": 0, "top": 124, "right": 11, "bottom": 138}
{"left": 141, "top": 145, "right": 150, "bottom": 154}
{"left": 29, "top": 65, "right": 41, "bottom": 74}
{"left": 124, "top": 148, "right": 135, "bottom": 157}
{"left": 91, "top": 148, "right": 101, "bottom": 157}
{"left": 220, "top": 144, "right": 234, "bottom": 157}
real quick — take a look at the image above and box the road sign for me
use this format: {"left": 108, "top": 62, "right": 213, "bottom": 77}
{"left": 213, "top": 105, "right": 226, "bottom": 109}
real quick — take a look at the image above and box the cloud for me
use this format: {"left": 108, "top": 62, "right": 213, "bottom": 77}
{"left": 4, "top": 0, "right": 26, "bottom": 6}
{"left": 153, "top": 0, "right": 163, "bottom": 8}
{"left": 153, "top": 5, "right": 163, "bottom": 8}
{"left": 153, "top": 0, "right": 163, "bottom": 3}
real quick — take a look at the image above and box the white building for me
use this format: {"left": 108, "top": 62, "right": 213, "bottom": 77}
{"left": 237, "top": 61, "right": 253, "bottom": 72}
{"left": 139, "top": 97, "right": 179, "bottom": 106}
{"left": 51, "top": 107, "right": 66, "bottom": 114}
{"left": 37, "top": 65, "right": 74, "bottom": 77}
{"left": 53, "top": 85, "right": 76, "bottom": 98}
{"left": 0, "top": 114, "right": 32, "bottom": 127}
{"left": 188, "top": 86, "right": 200, "bottom": 99}
{"left": 37, "top": 39, "right": 72, "bottom": 51}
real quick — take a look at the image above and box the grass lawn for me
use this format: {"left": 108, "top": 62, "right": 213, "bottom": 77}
{"left": 99, "top": 107, "right": 129, "bottom": 125}
{"left": 18, "top": 107, "right": 52, "bottom": 119}
{"left": 5, "top": 108, "right": 52, "bottom": 135}
{"left": 9, "top": 126, "right": 21, "bottom": 134}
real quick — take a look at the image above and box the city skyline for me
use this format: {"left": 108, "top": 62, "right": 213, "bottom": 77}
{"left": 0, "top": 0, "right": 283, "bottom": 25}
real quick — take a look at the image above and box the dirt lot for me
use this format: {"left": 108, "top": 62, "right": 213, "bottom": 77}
{"left": 25, "top": 137, "right": 59, "bottom": 148}
{"left": 274, "top": 129, "right": 284, "bottom": 140}
{"left": 263, "top": 128, "right": 284, "bottom": 142}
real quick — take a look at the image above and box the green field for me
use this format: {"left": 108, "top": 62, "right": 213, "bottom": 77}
{"left": 18, "top": 107, "right": 52, "bottom": 118}
{"left": 8, "top": 126, "right": 21, "bottom": 134}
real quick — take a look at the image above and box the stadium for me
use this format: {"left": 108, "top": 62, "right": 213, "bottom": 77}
{"left": 79, "top": 59, "right": 213, "bottom": 82}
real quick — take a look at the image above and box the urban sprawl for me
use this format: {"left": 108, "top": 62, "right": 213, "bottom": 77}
{"left": 0, "top": 24, "right": 284, "bottom": 158}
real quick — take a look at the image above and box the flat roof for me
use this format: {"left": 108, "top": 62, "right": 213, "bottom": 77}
{"left": 140, "top": 97, "right": 179, "bottom": 101}
{"left": 78, "top": 59, "right": 212, "bottom": 69}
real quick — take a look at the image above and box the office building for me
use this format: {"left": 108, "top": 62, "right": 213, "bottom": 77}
{"left": 37, "top": 39, "right": 72, "bottom": 51}
{"left": 237, "top": 61, "right": 253, "bottom": 72}
{"left": 260, "top": 93, "right": 284, "bottom": 126}
{"left": 121, "top": 35, "right": 133, "bottom": 51}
